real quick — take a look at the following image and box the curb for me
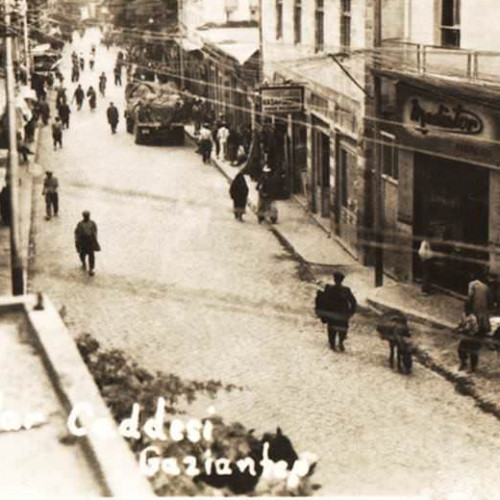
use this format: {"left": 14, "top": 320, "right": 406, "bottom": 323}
{"left": 19, "top": 293, "right": 155, "bottom": 496}
{"left": 366, "top": 296, "right": 456, "bottom": 330}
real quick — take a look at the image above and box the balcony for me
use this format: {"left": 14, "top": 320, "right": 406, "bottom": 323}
{"left": 379, "top": 40, "right": 500, "bottom": 88}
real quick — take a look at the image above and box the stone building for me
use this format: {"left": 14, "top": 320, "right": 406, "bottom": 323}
{"left": 261, "top": 0, "right": 376, "bottom": 262}
{"left": 373, "top": 0, "right": 500, "bottom": 294}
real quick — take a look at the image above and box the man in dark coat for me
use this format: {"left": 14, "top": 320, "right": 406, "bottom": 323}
{"left": 58, "top": 99, "right": 71, "bottom": 129}
{"left": 42, "top": 171, "right": 59, "bottom": 220}
{"left": 87, "top": 86, "right": 97, "bottom": 111}
{"left": 51, "top": 117, "right": 63, "bottom": 150}
{"left": 38, "top": 96, "right": 50, "bottom": 126}
{"left": 73, "top": 84, "right": 85, "bottom": 110}
{"left": 229, "top": 172, "right": 249, "bottom": 221}
{"left": 74, "top": 210, "right": 100, "bottom": 276}
{"left": 114, "top": 65, "right": 122, "bottom": 86}
{"left": 107, "top": 102, "right": 119, "bottom": 134}
{"left": 318, "top": 272, "right": 357, "bottom": 352}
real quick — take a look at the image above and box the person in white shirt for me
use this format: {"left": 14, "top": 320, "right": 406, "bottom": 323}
{"left": 418, "top": 236, "right": 433, "bottom": 295}
{"left": 217, "top": 123, "right": 229, "bottom": 161}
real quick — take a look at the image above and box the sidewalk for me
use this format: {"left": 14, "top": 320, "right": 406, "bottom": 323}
{"left": 185, "top": 125, "right": 464, "bottom": 323}
{"left": 0, "top": 137, "right": 42, "bottom": 296}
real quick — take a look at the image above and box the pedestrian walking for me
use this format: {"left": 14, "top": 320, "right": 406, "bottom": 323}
{"left": 17, "top": 132, "right": 34, "bottom": 164}
{"left": 51, "top": 117, "right": 63, "bottom": 150}
{"left": 114, "top": 65, "right": 122, "bottom": 86}
{"left": 39, "top": 96, "right": 50, "bottom": 125}
{"left": 192, "top": 100, "right": 201, "bottom": 136}
{"left": 89, "top": 53, "right": 95, "bottom": 71}
{"left": 228, "top": 126, "right": 241, "bottom": 165}
{"left": 256, "top": 166, "right": 278, "bottom": 224}
{"left": 107, "top": 102, "right": 119, "bottom": 134}
{"left": 212, "top": 120, "right": 221, "bottom": 158}
{"left": 42, "top": 171, "right": 59, "bottom": 220}
{"left": 217, "top": 122, "right": 230, "bottom": 161}
{"left": 418, "top": 236, "right": 434, "bottom": 295}
{"left": 58, "top": 99, "right": 71, "bottom": 129}
{"left": 315, "top": 272, "right": 357, "bottom": 352}
{"left": 74, "top": 211, "right": 100, "bottom": 276}
{"left": 456, "top": 301, "right": 482, "bottom": 372}
{"left": 99, "top": 72, "right": 107, "bottom": 97}
{"left": 468, "top": 270, "right": 492, "bottom": 334}
{"left": 79, "top": 54, "right": 85, "bottom": 72}
{"left": 199, "top": 123, "right": 213, "bottom": 163}
{"left": 73, "top": 84, "right": 85, "bottom": 110}
{"left": 71, "top": 63, "right": 80, "bottom": 83}
{"left": 87, "top": 86, "right": 97, "bottom": 111}
{"left": 56, "top": 87, "right": 67, "bottom": 113}
{"left": 229, "top": 172, "right": 249, "bottom": 222}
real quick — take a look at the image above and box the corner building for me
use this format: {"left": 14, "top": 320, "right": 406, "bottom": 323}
{"left": 373, "top": 0, "right": 500, "bottom": 295}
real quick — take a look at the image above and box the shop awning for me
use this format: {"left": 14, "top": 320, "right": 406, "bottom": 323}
{"left": 213, "top": 42, "right": 259, "bottom": 65}
{"left": 273, "top": 55, "right": 366, "bottom": 99}
{"left": 198, "top": 27, "right": 259, "bottom": 65}
{"left": 176, "top": 37, "right": 204, "bottom": 52}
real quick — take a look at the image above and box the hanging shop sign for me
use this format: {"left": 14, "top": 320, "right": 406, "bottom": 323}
{"left": 403, "top": 96, "right": 486, "bottom": 137}
{"left": 260, "top": 86, "right": 304, "bottom": 114}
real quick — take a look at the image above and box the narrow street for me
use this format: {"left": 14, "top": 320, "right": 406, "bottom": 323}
{"left": 29, "top": 29, "right": 500, "bottom": 497}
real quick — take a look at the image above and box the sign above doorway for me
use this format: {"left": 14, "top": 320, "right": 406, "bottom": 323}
{"left": 403, "top": 96, "right": 486, "bottom": 137}
{"left": 260, "top": 86, "right": 304, "bottom": 114}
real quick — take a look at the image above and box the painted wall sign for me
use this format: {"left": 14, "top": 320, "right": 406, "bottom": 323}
{"left": 261, "top": 86, "right": 304, "bottom": 114}
{"left": 405, "top": 97, "right": 484, "bottom": 136}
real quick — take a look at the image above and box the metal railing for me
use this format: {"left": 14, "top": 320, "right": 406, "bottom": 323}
{"left": 380, "top": 39, "right": 500, "bottom": 87}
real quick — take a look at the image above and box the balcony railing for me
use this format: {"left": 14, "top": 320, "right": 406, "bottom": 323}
{"left": 380, "top": 39, "right": 500, "bottom": 87}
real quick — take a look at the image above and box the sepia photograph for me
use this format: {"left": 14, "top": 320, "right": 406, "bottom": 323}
{"left": 1, "top": 0, "right": 500, "bottom": 498}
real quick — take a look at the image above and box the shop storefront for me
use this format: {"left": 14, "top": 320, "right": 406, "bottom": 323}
{"left": 379, "top": 79, "right": 500, "bottom": 295}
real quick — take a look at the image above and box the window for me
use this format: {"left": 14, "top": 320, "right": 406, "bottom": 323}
{"left": 340, "top": 0, "right": 351, "bottom": 49}
{"left": 441, "top": 0, "right": 460, "bottom": 47}
{"left": 276, "top": 0, "right": 283, "bottom": 40}
{"left": 315, "top": 0, "right": 324, "bottom": 52}
{"left": 380, "top": 133, "right": 399, "bottom": 181}
{"left": 294, "top": 0, "right": 302, "bottom": 44}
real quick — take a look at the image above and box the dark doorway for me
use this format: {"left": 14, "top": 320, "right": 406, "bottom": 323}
{"left": 414, "top": 153, "right": 489, "bottom": 294}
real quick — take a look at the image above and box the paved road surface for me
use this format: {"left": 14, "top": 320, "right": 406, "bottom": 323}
{"left": 29, "top": 28, "right": 500, "bottom": 497}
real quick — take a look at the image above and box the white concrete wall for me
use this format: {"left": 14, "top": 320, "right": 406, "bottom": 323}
{"left": 461, "top": 0, "right": 500, "bottom": 51}
{"left": 262, "top": 0, "right": 369, "bottom": 102}
{"left": 183, "top": 0, "right": 257, "bottom": 31}
{"left": 408, "top": 0, "right": 436, "bottom": 45}
{"left": 403, "top": 0, "right": 500, "bottom": 50}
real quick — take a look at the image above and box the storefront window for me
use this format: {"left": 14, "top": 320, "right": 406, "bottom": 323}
{"left": 380, "top": 132, "right": 398, "bottom": 181}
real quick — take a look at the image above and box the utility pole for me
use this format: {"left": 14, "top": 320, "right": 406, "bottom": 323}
{"left": 4, "top": 0, "right": 24, "bottom": 295}
{"left": 373, "top": 0, "right": 384, "bottom": 287}
{"left": 178, "top": 0, "right": 185, "bottom": 89}
{"left": 20, "top": 0, "right": 30, "bottom": 87}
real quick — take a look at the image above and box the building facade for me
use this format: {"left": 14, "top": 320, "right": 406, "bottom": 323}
{"left": 374, "top": 0, "right": 500, "bottom": 294}
{"left": 179, "top": 0, "right": 260, "bottom": 129}
{"left": 261, "top": 0, "right": 375, "bottom": 261}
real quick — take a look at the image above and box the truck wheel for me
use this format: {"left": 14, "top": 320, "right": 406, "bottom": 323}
{"left": 134, "top": 127, "right": 142, "bottom": 145}
{"left": 126, "top": 118, "right": 134, "bottom": 134}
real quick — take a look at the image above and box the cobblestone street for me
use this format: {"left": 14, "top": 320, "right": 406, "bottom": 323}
{"left": 28, "top": 30, "right": 500, "bottom": 497}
